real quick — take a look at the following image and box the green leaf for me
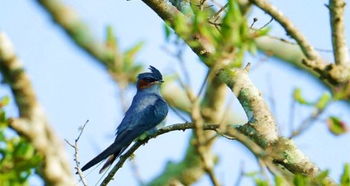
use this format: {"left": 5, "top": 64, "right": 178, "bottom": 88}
{"left": 293, "top": 174, "right": 309, "bottom": 186}
{"left": 173, "top": 14, "right": 189, "bottom": 35}
{"left": 315, "top": 170, "right": 329, "bottom": 184}
{"left": 315, "top": 92, "right": 331, "bottom": 110}
{"left": 123, "top": 41, "right": 144, "bottom": 69}
{"left": 0, "top": 110, "right": 6, "bottom": 123}
{"left": 327, "top": 116, "right": 348, "bottom": 136}
{"left": 163, "top": 23, "right": 172, "bottom": 42}
{"left": 105, "top": 25, "right": 117, "bottom": 51}
{"left": 274, "top": 176, "right": 285, "bottom": 186}
{"left": 244, "top": 171, "right": 259, "bottom": 177}
{"left": 0, "top": 96, "right": 10, "bottom": 108}
{"left": 341, "top": 163, "right": 350, "bottom": 186}
{"left": 293, "top": 88, "right": 311, "bottom": 105}
{"left": 247, "top": 40, "right": 257, "bottom": 54}
{"left": 254, "top": 27, "right": 271, "bottom": 38}
{"left": 255, "top": 178, "right": 269, "bottom": 186}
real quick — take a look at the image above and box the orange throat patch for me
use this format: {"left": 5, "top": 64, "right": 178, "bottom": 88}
{"left": 137, "top": 79, "right": 154, "bottom": 89}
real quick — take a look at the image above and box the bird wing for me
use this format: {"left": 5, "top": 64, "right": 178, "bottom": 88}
{"left": 116, "top": 94, "right": 167, "bottom": 136}
{"left": 81, "top": 94, "right": 168, "bottom": 172}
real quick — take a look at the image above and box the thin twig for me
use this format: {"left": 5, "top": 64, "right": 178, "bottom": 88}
{"left": 176, "top": 41, "right": 192, "bottom": 88}
{"left": 257, "top": 159, "right": 271, "bottom": 185}
{"left": 200, "top": 0, "right": 207, "bottom": 10}
{"left": 250, "top": 17, "right": 258, "bottom": 29}
{"left": 65, "top": 120, "right": 89, "bottom": 186}
{"left": 234, "top": 161, "right": 245, "bottom": 186}
{"left": 210, "top": 3, "right": 229, "bottom": 22}
{"left": 289, "top": 107, "right": 327, "bottom": 139}
{"left": 170, "top": 106, "right": 189, "bottom": 122}
{"left": 266, "top": 75, "right": 277, "bottom": 117}
{"left": 191, "top": 101, "right": 221, "bottom": 186}
{"left": 288, "top": 99, "right": 296, "bottom": 135}
{"left": 0, "top": 32, "right": 75, "bottom": 185}
{"left": 129, "top": 158, "right": 145, "bottom": 186}
{"left": 258, "top": 16, "right": 273, "bottom": 30}
{"left": 249, "top": 0, "right": 325, "bottom": 69}
{"left": 161, "top": 43, "right": 192, "bottom": 87}
{"left": 197, "top": 69, "right": 210, "bottom": 97}
{"left": 100, "top": 122, "right": 262, "bottom": 186}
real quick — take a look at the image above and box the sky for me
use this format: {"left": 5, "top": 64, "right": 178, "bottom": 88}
{"left": 0, "top": 0, "right": 350, "bottom": 185}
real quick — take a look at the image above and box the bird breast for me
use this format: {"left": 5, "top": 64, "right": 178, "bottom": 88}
{"left": 133, "top": 94, "right": 159, "bottom": 112}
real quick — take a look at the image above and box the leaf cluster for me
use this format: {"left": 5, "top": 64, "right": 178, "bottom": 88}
{"left": 164, "top": 0, "right": 270, "bottom": 67}
{"left": 0, "top": 96, "right": 42, "bottom": 186}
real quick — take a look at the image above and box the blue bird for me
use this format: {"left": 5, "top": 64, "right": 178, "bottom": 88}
{"left": 81, "top": 66, "right": 168, "bottom": 173}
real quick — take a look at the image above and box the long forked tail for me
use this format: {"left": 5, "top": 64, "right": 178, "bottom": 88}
{"left": 99, "top": 154, "right": 117, "bottom": 173}
{"left": 81, "top": 143, "right": 122, "bottom": 172}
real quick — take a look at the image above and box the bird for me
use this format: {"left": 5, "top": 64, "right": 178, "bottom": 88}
{"left": 81, "top": 66, "right": 168, "bottom": 173}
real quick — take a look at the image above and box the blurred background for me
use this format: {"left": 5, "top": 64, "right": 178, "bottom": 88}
{"left": 0, "top": 0, "right": 349, "bottom": 185}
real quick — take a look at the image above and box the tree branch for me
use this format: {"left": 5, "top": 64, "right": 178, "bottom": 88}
{"left": 102, "top": 119, "right": 335, "bottom": 185}
{"left": 65, "top": 120, "right": 89, "bottom": 186}
{"left": 219, "top": 65, "right": 278, "bottom": 144}
{"left": 0, "top": 32, "right": 75, "bottom": 185}
{"left": 100, "top": 65, "right": 336, "bottom": 185}
{"left": 329, "top": 0, "right": 349, "bottom": 66}
{"left": 36, "top": 0, "right": 117, "bottom": 68}
{"left": 33, "top": 0, "right": 338, "bottom": 185}
{"left": 248, "top": 0, "right": 350, "bottom": 96}
{"left": 249, "top": 0, "right": 325, "bottom": 70}
{"left": 100, "top": 122, "right": 263, "bottom": 186}
{"left": 139, "top": 1, "right": 336, "bottom": 184}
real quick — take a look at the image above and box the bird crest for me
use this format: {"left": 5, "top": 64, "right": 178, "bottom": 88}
{"left": 137, "top": 66, "right": 163, "bottom": 82}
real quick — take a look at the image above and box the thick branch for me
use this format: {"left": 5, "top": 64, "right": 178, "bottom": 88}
{"left": 142, "top": 0, "right": 214, "bottom": 63}
{"left": 101, "top": 123, "right": 261, "bottom": 186}
{"left": 0, "top": 33, "right": 74, "bottom": 186}
{"left": 36, "top": 0, "right": 116, "bottom": 68}
{"left": 329, "top": 0, "right": 349, "bottom": 66}
{"left": 249, "top": 0, "right": 324, "bottom": 69}
{"left": 101, "top": 63, "right": 335, "bottom": 185}
{"left": 217, "top": 67, "right": 334, "bottom": 185}
{"left": 102, "top": 120, "right": 335, "bottom": 185}
{"left": 141, "top": 0, "right": 334, "bottom": 183}
{"left": 256, "top": 36, "right": 316, "bottom": 74}
{"left": 34, "top": 0, "right": 338, "bottom": 184}
{"left": 218, "top": 66, "right": 278, "bottom": 144}
{"left": 35, "top": 0, "right": 217, "bottom": 184}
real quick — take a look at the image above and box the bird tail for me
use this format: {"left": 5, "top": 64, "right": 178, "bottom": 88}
{"left": 81, "top": 143, "right": 122, "bottom": 172}
{"left": 99, "top": 154, "right": 117, "bottom": 174}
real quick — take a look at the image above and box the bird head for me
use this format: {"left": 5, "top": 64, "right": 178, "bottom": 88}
{"left": 136, "top": 66, "right": 164, "bottom": 92}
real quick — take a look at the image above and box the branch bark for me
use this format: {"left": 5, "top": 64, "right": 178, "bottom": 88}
{"left": 33, "top": 0, "right": 339, "bottom": 184}
{"left": 100, "top": 122, "right": 262, "bottom": 185}
{"left": 249, "top": 0, "right": 350, "bottom": 95}
{"left": 102, "top": 120, "right": 334, "bottom": 185}
{"left": 329, "top": 0, "right": 349, "bottom": 66}
{"left": 140, "top": 1, "right": 336, "bottom": 184}
{"left": 248, "top": 0, "right": 326, "bottom": 73}
{"left": 0, "top": 33, "right": 75, "bottom": 185}
{"left": 37, "top": 0, "right": 117, "bottom": 68}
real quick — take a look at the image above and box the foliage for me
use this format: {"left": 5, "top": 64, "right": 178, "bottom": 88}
{"left": 327, "top": 116, "right": 348, "bottom": 136}
{"left": 104, "top": 25, "right": 144, "bottom": 85}
{"left": 0, "top": 96, "right": 41, "bottom": 186}
{"left": 246, "top": 166, "right": 350, "bottom": 186}
{"left": 341, "top": 164, "right": 350, "bottom": 186}
{"left": 164, "top": 0, "right": 269, "bottom": 67}
{"left": 292, "top": 88, "right": 349, "bottom": 136}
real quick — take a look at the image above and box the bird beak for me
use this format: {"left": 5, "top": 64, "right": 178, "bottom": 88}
{"left": 150, "top": 80, "right": 163, "bottom": 86}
